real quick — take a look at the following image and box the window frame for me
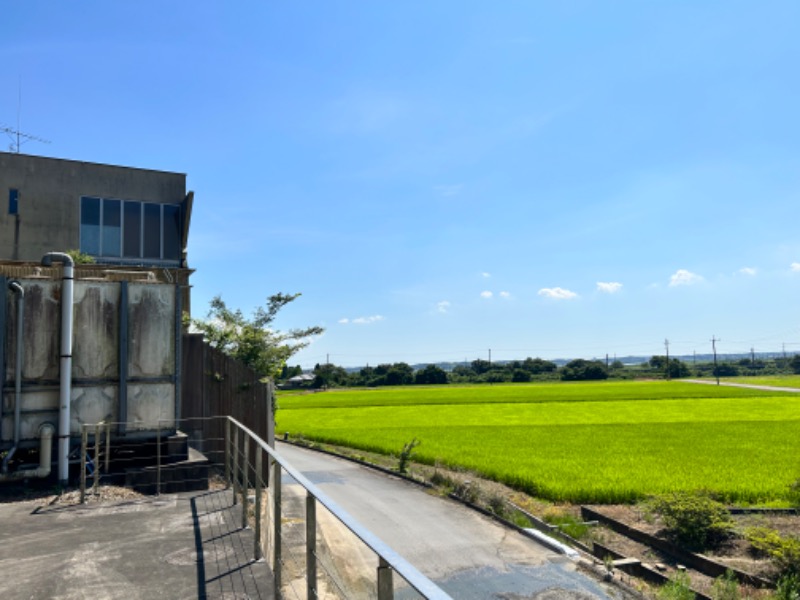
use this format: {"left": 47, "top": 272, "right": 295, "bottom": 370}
{"left": 80, "top": 196, "right": 182, "bottom": 266}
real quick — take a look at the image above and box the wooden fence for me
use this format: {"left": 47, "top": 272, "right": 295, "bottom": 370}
{"left": 181, "top": 333, "right": 274, "bottom": 476}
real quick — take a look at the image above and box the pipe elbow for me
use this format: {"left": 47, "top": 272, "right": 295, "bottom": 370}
{"left": 39, "top": 423, "right": 55, "bottom": 438}
{"left": 7, "top": 280, "right": 23, "bottom": 297}
{"left": 41, "top": 252, "right": 75, "bottom": 268}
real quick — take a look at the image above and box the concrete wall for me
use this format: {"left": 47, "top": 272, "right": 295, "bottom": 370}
{"left": 0, "top": 152, "right": 186, "bottom": 262}
{"left": 0, "top": 277, "right": 178, "bottom": 446}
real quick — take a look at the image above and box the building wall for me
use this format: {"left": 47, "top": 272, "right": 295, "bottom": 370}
{"left": 0, "top": 152, "right": 186, "bottom": 262}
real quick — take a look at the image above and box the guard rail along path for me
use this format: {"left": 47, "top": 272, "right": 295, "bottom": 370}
{"left": 79, "top": 415, "right": 453, "bottom": 600}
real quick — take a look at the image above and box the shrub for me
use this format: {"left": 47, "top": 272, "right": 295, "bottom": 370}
{"left": 745, "top": 527, "right": 800, "bottom": 575}
{"left": 66, "top": 249, "right": 95, "bottom": 264}
{"left": 649, "top": 491, "right": 733, "bottom": 551}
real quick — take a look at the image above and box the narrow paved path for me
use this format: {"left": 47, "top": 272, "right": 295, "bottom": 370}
{"left": 277, "top": 441, "right": 622, "bottom": 600}
{"left": 684, "top": 379, "right": 800, "bottom": 393}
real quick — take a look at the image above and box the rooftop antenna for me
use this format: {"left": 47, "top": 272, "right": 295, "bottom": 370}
{"left": 2, "top": 81, "right": 51, "bottom": 153}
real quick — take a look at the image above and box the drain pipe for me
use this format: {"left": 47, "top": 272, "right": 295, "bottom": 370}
{"left": 1, "top": 280, "right": 24, "bottom": 473}
{"left": 0, "top": 423, "right": 55, "bottom": 482}
{"left": 41, "top": 252, "right": 74, "bottom": 486}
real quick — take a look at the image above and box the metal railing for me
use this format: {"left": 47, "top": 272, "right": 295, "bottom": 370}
{"left": 226, "top": 416, "right": 452, "bottom": 600}
{"left": 78, "top": 416, "right": 452, "bottom": 600}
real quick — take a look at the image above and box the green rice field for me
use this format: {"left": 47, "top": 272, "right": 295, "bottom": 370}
{"left": 276, "top": 381, "right": 800, "bottom": 504}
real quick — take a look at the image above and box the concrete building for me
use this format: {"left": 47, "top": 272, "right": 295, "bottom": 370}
{"left": 0, "top": 152, "right": 193, "bottom": 269}
{"left": 0, "top": 152, "right": 195, "bottom": 484}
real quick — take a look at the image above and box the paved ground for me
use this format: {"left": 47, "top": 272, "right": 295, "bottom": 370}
{"left": 0, "top": 489, "right": 274, "bottom": 600}
{"left": 685, "top": 378, "right": 800, "bottom": 393}
{"left": 277, "top": 442, "right": 624, "bottom": 600}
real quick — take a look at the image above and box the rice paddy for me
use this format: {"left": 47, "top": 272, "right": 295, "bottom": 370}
{"left": 276, "top": 381, "right": 800, "bottom": 504}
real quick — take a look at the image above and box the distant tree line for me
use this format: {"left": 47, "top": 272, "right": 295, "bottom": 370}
{"left": 278, "top": 353, "right": 800, "bottom": 389}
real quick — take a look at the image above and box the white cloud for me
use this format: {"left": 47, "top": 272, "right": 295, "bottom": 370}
{"left": 597, "top": 282, "right": 622, "bottom": 294}
{"left": 499, "top": 291, "right": 510, "bottom": 298}
{"left": 738, "top": 267, "right": 757, "bottom": 276}
{"left": 480, "top": 290, "right": 493, "bottom": 299}
{"left": 791, "top": 263, "right": 800, "bottom": 273}
{"left": 481, "top": 272, "right": 491, "bottom": 278}
{"left": 340, "top": 315, "right": 385, "bottom": 325}
{"left": 436, "top": 301, "right": 450, "bottom": 314}
{"left": 353, "top": 315, "right": 385, "bottom": 324}
{"left": 434, "top": 184, "right": 463, "bottom": 197}
{"left": 669, "top": 269, "right": 704, "bottom": 287}
{"left": 538, "top": 287, "right": 578, "bottom": 300}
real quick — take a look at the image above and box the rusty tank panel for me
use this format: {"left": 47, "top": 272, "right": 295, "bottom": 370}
{"left": 0, "top": 273, "right": 179, "bottom": 448}
{"left": 73, "top": 283, "right": 120, "bottom": 380}
{"left": 128, "top": 284, "right": 175, "bottom": 378}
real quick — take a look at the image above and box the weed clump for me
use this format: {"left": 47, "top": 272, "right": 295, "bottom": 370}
{"left": 541, "top": 506, "right": 590, "bottom": 540}
{"left": 658, "top": 570, "right": 694, "bottom": 600}
{"left": 397, "top": 438, "right": 419, "bottom": 474}
{"left": 711, "top": 569, "right": 740, "bottom": 600}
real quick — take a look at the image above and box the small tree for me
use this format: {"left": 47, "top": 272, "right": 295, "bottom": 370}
{"left": 190, "top": 293, "right": 324, "bottom": 379}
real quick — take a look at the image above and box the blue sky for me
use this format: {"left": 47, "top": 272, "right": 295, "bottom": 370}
{"left": 3, "top": 2, "right": 800, "bottom": 368}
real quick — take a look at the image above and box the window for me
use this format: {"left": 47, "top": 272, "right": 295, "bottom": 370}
{"left": 80, "top": 196, "right": 181, "bottom": 264}
{"left": 8, "top": 189, "right": 18, "bottom": 215}
{"left": 102, "top": 199, "right": 121, "bottom": 257}
{"left": 80, "top": 197, "right": 100, "bottom": 255}
{"left": 123, "top": 201, "right": 141, "bottom": 258}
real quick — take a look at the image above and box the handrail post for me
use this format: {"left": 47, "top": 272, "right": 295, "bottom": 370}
{"left": 273, "top": 458, "right": 282, "bottom": 594}
{"left": 306, "top": 493, "right": 317, "bottom": 600}
{"left": 156, "top": 424, "right": 162, "bottom": 496}
{"left": 104, "top": 423, "right": 111, "bottom": 473}
{"left": 254, "top": 450, "right": 263, "bottom": 560}
{"left": 241, "top": 435, "right": 249, "bottom": 529}
{"left": 378, "top": 557, "right": 394, "bottom": 600}
{"left": 80, "top": 425, "right": 88, "bottom": 504}
{"left": 92, "top": 424, "right": 101, "bottom": 496}
{"left": 225, "top": 418, "right": 231, "bottom": 489}
{"left": 232, "top": 426, "right": 239, "bottom": 506}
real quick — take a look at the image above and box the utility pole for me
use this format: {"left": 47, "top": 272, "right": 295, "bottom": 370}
{"left": 606, "top": 353, "right": 609, "bottom": 369}
{"left": 664, "top": 339, "right": 670, "bottom": 380}
{"left": 488, "top": 349, "right": 491, "bottom": 365}
{"left": 711, "top": 336, "right": 720, "bottom": 385}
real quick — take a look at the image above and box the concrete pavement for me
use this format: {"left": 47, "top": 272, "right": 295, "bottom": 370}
{"left": 0, "top": 489, "right": 274, "bottom": 600}
{"left": 277, "top": 442, "right": 623, "bottom": 600}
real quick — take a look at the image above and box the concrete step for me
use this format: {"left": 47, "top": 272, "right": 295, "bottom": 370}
{"left": 126, "top": 447, "right": 210, "bottom": 494}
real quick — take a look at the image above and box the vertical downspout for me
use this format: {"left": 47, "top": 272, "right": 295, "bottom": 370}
{"left": 1, "top": 281, "right": 24, "bottom": 472}
{"left": 118, "top": 281, "right": 128, "bottom": 435}
{"left": 174, "top": 283, "right": 182, "bottom": 426}
{"left": 0, "top": 276, "right": 6, "bottom": 451}
{"left": 41, "top": 252, "right": 74, "bottom": 487}
{"left": 10, "top": 281, "right": 23, "bottom": 448}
